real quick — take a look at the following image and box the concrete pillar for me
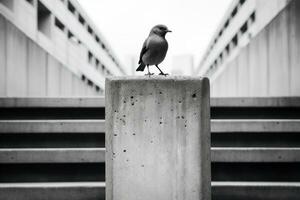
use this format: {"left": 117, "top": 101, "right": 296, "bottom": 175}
{"left": 106, "top": 76, "right": 211, "bottom": 200}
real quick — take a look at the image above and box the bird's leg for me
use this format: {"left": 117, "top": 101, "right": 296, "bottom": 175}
{"left": 155, "top": 65, "right": 168, "bottom": 76}
{"left": 145, "top": 65, "right": 154, "bottom": 77}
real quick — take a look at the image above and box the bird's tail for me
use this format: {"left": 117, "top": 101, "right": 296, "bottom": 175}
{"left": 136, "top": 62, "right": 146, "bottom": 71}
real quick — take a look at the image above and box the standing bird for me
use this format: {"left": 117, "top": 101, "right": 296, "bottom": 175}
{"left": 136, "top": 24, "right": 172, "bottom": 76}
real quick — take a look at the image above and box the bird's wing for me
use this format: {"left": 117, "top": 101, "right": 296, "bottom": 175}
{"left": 138, "top": 39, "right": 148, "bottom": 64}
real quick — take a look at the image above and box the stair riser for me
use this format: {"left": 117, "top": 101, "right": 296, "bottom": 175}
{"left": 212, "top": 186, "right": 300, "bottom": 200}
{"left": 0, "top": 108, "right": 105, "bottom": 120}
{"left": 0, "top": 133, "right": 105, "bottom": 148}
{"left": 2, "top": 107, "right": 300, "bottom": 120}
{"left": 0, "top": 186, "right": 105, "bottom": 200}
{"left": 212, "top": 132, "right": 300, "bottom": 147}
{"left": 212, "top": 162, "right": 300, "bottom": 182}
{"left": 1, "top": 132, "right": 300, "bottom": 148}
{"left": 2, "top": 132, "right": 300, "bottom": 148}
{"left": 0, "top": 163, "right": 105, "bottom": 182}
{"left": 212, "top": 107, "right": 300, "bottom": 119}
{"left": 3, "top": 163, "right": 300, "bottom": 183}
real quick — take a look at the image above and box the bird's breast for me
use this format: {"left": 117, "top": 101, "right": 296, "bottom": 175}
{"left": 142, "top": 36, "right": 168, "bottom": 66}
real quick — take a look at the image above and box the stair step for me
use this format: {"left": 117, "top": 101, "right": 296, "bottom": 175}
{"left": 0, "top": 97, "right": 105, "bottom": 108}
{"left": 0, "top": 182, "right": 105, "bottom": 200}
{"left": 0, "top": 132, "right": 105, "bottom": 148}
{"left": 212, "top": 147, "right": 300, "bottom": 162}
{"left": 2, "top": 119, "right": 298, "bottom": 134}
{"left": 2, "top": 97, "right": 299, "bottom": 108}
{"left": 212, "top": 162, "right": 300, "bottom": 182}
{"left": 212, "top": 132, "right": 300, "bottom": 147}
{"left": 0, "top": 98, "right": 105, "bottom": 120}
{"left": 0, "top": 148, "right": 105, "bottom": 163}
{"left": 1, "top": 181, "right": 299, "bottom": 200}
{"left": 212, "top": 120, "right": 300, "bottom": 132}
{"left": 211, "top": 97, "right": 300, "bottom": 107}
{"left": 1, "top": 97, "right": 300, "bottom": 120}
{"left": 212, "top": 181, "right": 300, "bottom": 200}
{"left": 211, "top": 97, "right": 300, "bottom": 119}
{"left": 0, "top": 163, "right": 105, "bottom": 182}
{"left": 2, "top": 147, "right": 298, "bottom": 163}
{"left": 0, "top": 120, "right": 104, "bottom": 133}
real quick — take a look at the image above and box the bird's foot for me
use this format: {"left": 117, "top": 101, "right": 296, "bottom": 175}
{"left": 159, "top": 72, "right": 169, "bottom": 76}
{"left": 145, "top": 73, "right": 154, "bottom": 77}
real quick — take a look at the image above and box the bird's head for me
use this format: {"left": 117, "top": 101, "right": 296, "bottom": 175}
{"left": 150, "top": 24, "right": 172, "bottom": 37}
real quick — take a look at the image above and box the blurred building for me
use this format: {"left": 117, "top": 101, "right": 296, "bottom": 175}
{"left": 0, "top": 0, "right": 126, "bottom": 96}
{"left": 171, "top": 55, "right": 194, "bottom": 75}
{"left": 196, "top": 0, "right": 299, "bottom": 97}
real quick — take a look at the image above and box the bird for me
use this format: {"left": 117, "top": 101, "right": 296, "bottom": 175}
{"left": 136, "top": 24, "right": 172, "bottom": 76}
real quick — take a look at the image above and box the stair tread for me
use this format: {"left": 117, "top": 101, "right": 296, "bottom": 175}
{"left": 2, "top": 181, "right": 300, "bottom": 188}
{"left": 2, "top": 147, "right": 299, "bottom": 163}
{"left": 0, "top": 182, "right": 106, "bottom": 188}
{"left": 1, "top": 119, "right": 299, "bottom": 133}
{"left": 211, "top": 97, "right": 300, "bottom": 107}
{"left": 212, "top": 181, "right": 300, "bottom": 187}
{"left": 212, "top": 147, "right": 300, "bottom": 162}
{"left": 212, "top": 119, "right": 300, "bottom": 132}
{"left": 0, "top": 120, "right": 104, "bottom": 133}
{"left": 0, "top": 148, "right": 105, "bottom": 163}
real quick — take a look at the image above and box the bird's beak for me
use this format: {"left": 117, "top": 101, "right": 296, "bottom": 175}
{"left": 166, "top": 29, "right": 172, "bottom": 33}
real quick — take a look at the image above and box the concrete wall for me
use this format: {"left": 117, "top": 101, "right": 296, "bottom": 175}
{"left": 0, "top": 14, "right": 100, "bottom": 97}
{"left": 212, "top": 0, "right": 300, "bottom": 97}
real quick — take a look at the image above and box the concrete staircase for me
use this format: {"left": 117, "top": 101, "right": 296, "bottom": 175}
{"left": 0, "top": 97, "right": 300, "bottom": 199}
{"left": 210, "top": 97, "right": 300, "bottom": 200}
{"left": 0, "top": 98, "right": 105, "bottom": 200}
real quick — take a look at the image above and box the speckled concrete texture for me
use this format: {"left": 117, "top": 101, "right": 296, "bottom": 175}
{"left": 106, "top": 76, "right": 211, "bottom": 200}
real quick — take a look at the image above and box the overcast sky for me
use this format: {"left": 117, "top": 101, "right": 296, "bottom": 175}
{"left": 78, "top": 0, "right": 232, "bottom": 74}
